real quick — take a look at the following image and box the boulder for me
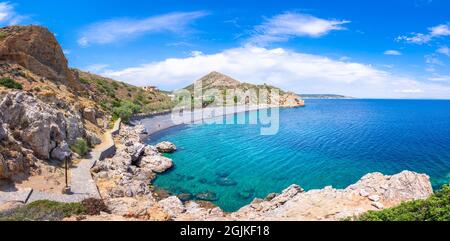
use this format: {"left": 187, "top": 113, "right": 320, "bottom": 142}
{"left": 158, "top": 196, "right": 186, "bottom": 218}
{"left": 0, "top": 122, "right": 7, "bottom": 141}
{"left": 83, "top": 108, "right": 97, "bottom": 125}
{"left": 86, "top": 131, "right": 101, "bottom": 146}
{"left": 50, "top": 141, "right": 71, "bottom": 161}
{"left": 139, "top": 155, "right": 173, "bottom": 173}
{"left": 156, "top": 141, "right": 177, "bottom": 153}
{"left": 127, "top": 143, "right": 146, "bottom": 163}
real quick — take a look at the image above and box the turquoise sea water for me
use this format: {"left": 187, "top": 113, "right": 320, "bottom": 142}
{"left": 146, "top": 99, "right": 450, "bottom": 212}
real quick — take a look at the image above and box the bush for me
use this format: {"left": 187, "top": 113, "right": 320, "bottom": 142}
{"left": 0, "top": 200, "right": 87, "bottom": 221}
{"left": 355, "top": 185, "right": 450, "bottom": 221}
{"left": 113, "top": 100, "right": 141, "bottom": 121}
{"left": 0, "top": 77, "right": 23, "bottom": 90}
{"left": 70, "top": 138, "right": 89, "bottom": 156}
{"left": 81, "top": 198, "right": 109, "bottom": 215}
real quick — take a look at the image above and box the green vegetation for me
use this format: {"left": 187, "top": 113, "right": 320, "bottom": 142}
{"left": 354, "top": 185, "right": 450, "bottom": 221}
{"left": 74, "top": 69, "right": 176, "bottom": 122}
{"left": 0, "top": 200, "right": 87, "bottom": 221}
{"left": 79, "top": 77, "right": 91, "bottom": 84}
{"left": 0, "top": 77, "right": 23, "bottom": 90}
{"left": 70, "top": 138, "right": 89, "bottom": 156}
{"left": 0, "top": 199, "right": 109, "bottom": 221}
{"left": 112, "top": 100, "right": 141, "bottom": 121}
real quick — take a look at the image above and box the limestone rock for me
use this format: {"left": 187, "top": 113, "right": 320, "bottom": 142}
{"left": 86, "top": 131, "right": 101, "bottom": 146}
{"left": 127, "top": 143, "right": 146, "bottom": 163}
{"left": 0, "top": 92, "right": 86, "bottom": 160}
{"left": 0, "top": 122, "right": 7, "bottom": 141}
{"left": 0, "top": 26, "right": 82, "bottom": 91}
{"left": 83, "top": 108, "right": 97, "bottom": 125}
{"left": 158, "top": 196, "right": 185, "bottom": 218}
{"left": 156, "top": 141, "right": 177, "bottom": 153}
{"left": 50, "top": 141, "right": 71, "bottom": 161}
{"left": 139, "top": 155, "right": 173, "bottom": 173}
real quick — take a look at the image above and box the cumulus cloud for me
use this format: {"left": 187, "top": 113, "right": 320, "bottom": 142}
{"left": 384, "top": 50, "right": 402, "bottom": 56}
{"left": 78, "top": 11, "right": 208, "bottom": 47}
{"left": 437, "top": 46, "right": 450, "bottom": 56}
{"left": 247, "top": 13, "right": 349, "bottom": 45}
{"left": 0, "top": 2, "right": 26, "bottom": 25}
{"left": 397, "top": 23, "right": 450, "bottom": 44}
{"left": 101, "top": 46, "right": 450, "bottom": 99}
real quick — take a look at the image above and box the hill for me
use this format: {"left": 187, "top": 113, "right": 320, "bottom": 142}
{"left": 183, "top": 71, "right": 304, "bottom": 107}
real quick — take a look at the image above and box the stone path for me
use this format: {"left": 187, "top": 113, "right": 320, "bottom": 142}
{"left": 0, "top": 119, "right": 121, "bottom": 205}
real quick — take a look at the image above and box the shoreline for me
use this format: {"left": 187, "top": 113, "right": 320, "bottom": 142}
{"left": 132, "top": 105, "right": 298, "bottom": 139}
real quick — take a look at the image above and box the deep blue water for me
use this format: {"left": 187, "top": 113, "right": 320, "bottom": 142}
{"left": 146, "top": 99, "right": 450, "bottom": 212}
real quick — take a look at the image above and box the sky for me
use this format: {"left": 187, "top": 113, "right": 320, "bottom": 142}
{"left": 1, "top": 0, "right": 450, "bottom": 99}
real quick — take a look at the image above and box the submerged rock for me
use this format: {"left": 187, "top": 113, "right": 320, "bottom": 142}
{"left": 177, "top": 193, "right": 194, "bottom": 202}
{"left": 156, "top": 141, "right": 177, "bottom": 153}
{"left": 238, "top": 189, "right": 256, "bottom": 200}
{"left": 216, "top": 177, "right": 238, "bottom": 186}
{"left": 195, "top": 191, "right": 219, "bottom": 201}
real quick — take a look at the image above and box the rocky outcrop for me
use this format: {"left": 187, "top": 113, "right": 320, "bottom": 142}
{"left": 225, "top": 171, "right": 433, "bottom": 221}
{"left": 0, "top": 91, "right": 85, "bottom": 161}
{"left": 92, "top": 125, "right": 173, "bottom": 199}
{"left": 280, "top": 92, "right": 305, "bottom": 107}
{"left": 0, "top": 26, "right": 82, "bottom": 91}
{"left": 156, "top": 141, "right": 177, "bottom": 153}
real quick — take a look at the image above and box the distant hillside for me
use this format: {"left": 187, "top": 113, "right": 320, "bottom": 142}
{"left": 184, "top": 71, "right": 286, "bottom": 95}
{"left": 299, "top": 94, "right": 353, "bottom": 99}
{"left": 74, "top": 70, "right": 174, "bottom": 120}
{"left": 183, "top": 71, "right": 304, "bottom": 107}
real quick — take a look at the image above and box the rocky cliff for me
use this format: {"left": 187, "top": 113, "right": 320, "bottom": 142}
{"left": 0, "top": 26, "right": 82, "bottom": 91}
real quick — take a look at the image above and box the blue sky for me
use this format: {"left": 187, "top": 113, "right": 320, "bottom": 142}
{"left": 1, "top": 0, "right": 450, "bottom": 98}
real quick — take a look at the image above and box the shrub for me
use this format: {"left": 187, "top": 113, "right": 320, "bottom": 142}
{"left": 79, "top": 77, "right": 90, "bottom": 84}
{"left": 113, "top": 100, "right": 141, "bottom": 121}
{"left": 70, "top": 138, "right": 89, "bottom": 156}
{"left": 0, "top": 200, "right": 87, "bottom": 221}
{"left": 0, "top": 77, "right": 23, "bottom": 90}
{"left": 81, "top": 198, "right": 109, "bottom": 215}
{"left": 355, "top": 185, "right": 450, "bottom": 221}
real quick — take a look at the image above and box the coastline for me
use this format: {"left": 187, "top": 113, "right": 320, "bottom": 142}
{"left": 132, "top": 105, "right": 293, "bottom": 139}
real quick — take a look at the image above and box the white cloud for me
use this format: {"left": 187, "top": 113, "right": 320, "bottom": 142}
{"left": 190, "top": 51, "right": 203, "bottom": 57}
{"left": 78, "top": 11, "right": 208, "bottom": 47}
{"left": 428, "top": 75, "right": 450, "bottom": 82}
{"left": 85, "top": 64, "right": 110, "bottom": 73}
{"left": 425, "top": 54, "right": 444, "bottom": 66}
{"left": 397, "top": 23, "right": 450, "bottom": 44}
{"left": 247, "top": 12, "right": 349, "bottom": 45}
{"left": 395, "top": 88, "right": 423, "bottom": 93}
{"left": 437, "top": 46, "right": 450, "bottom": 56}
{"left": 0, "top": 2, "right": 26, "bottom": 25}
{"left": 101, "top": 46, "right": 450, "bottom": 99}
{"left": 384, "top": 50, "right": 402, "bottom": 56}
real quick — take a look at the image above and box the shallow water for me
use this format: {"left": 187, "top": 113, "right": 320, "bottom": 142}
{"left": 146, "top": 99, "right": 450, "bottom": 212}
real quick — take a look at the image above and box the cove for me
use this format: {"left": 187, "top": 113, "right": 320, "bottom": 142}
{"left": 145, "top": 99, "right": 450, "bottom": 212}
